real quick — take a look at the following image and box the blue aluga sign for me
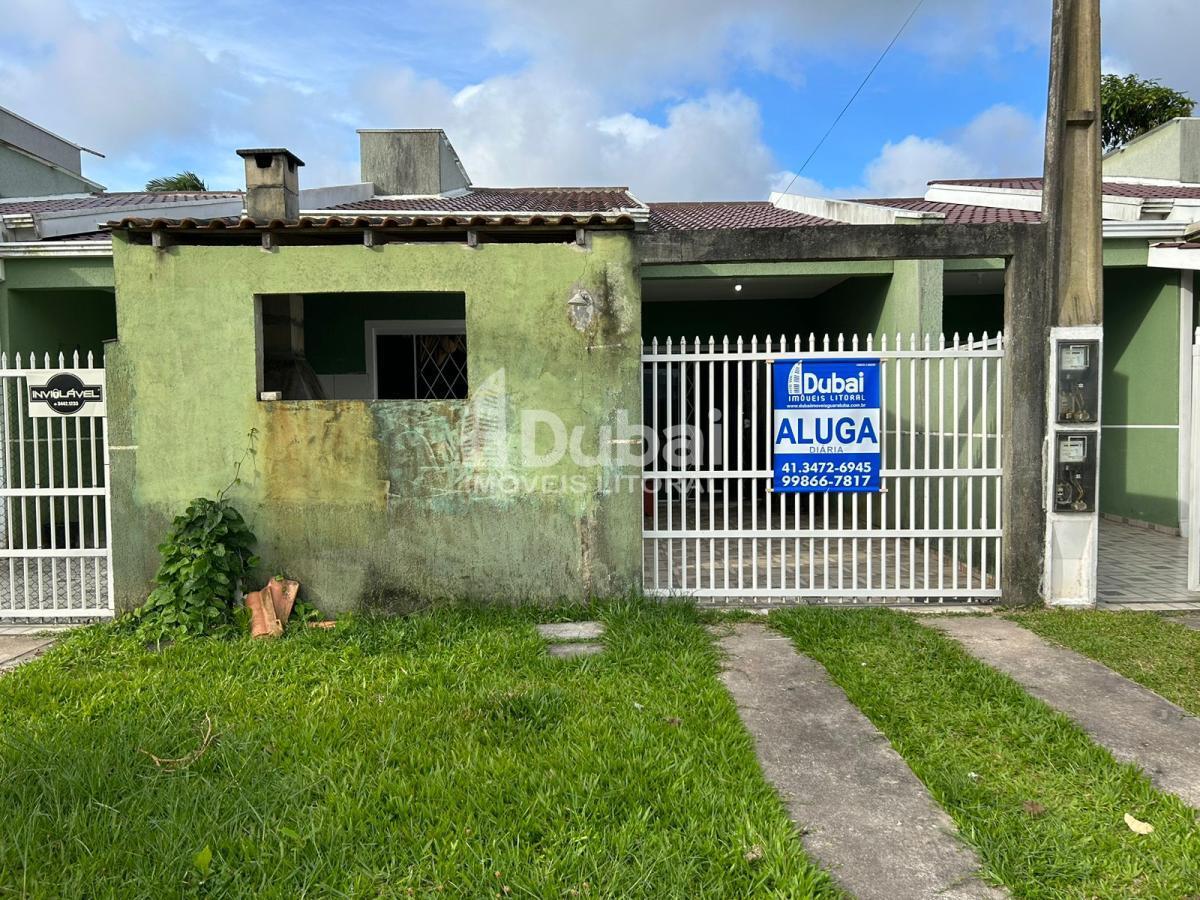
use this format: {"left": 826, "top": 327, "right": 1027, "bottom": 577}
{"left": 773, "top": 358, "right": 882, "bottom": 493}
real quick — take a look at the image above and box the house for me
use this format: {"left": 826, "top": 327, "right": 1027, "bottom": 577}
{"left": 101, "top": 128, "right": 1015, "bottom": 613}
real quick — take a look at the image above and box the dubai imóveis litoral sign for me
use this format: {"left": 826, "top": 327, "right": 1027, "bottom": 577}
{"left": 773, "top": 358, "right": 881, "bottom": 493}
{"left": 26, "top": 370, "right": 106, "bottom": 417}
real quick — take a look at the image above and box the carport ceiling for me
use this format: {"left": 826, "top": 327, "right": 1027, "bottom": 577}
{"left": 642, "top": 275, "right": 848, "bottom": 302}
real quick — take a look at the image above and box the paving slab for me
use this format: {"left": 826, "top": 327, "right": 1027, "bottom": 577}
{"left": 0, "top": 636, "right": 55, "bottom": 671}
{"left": 717, "top": 623, "right": 1005, "bottom": 900}
{"left": 536, "top": 621, "right": 604, "bottom": 640}
{"left": 546, "top": 642, "right": 603, "bottom": 659}
{"left": 1164, "top": 614, "right": 1200, "bottom": 631}
{"left": 927, "top": 617, "right": 1200, "bottom": 810}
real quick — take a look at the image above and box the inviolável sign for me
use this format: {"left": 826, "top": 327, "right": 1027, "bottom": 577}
{"left": 772, "top": 358, "right": 881, "bottom": 493}
{"left": 26, "top": 370, "right": 106, "bottom": 417}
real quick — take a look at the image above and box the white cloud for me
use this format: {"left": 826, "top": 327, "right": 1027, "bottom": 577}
{"left": 1101, "top": 0, "right": 1200, "bottom": 102}
{"left": 775, "top": 104, "right": 1045, "bottom": 199}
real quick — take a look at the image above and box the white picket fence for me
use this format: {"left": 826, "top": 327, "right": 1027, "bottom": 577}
{"left": 642, "top": 332, "right": 1004, "bottom": 603}
{"left": 0, "top": 351, "right": 113, "bottom": 619}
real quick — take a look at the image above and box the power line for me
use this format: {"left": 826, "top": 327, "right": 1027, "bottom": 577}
{"left": 780, "top": 0, "right": 925, "bottom": 195}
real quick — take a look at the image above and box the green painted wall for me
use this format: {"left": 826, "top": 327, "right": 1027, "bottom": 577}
{"left": 107, "top": 235, "right": 642, "bottom": 613}
{"left": 303, "top": 292, "right": 466, "bottom": 373}
{"left": 0, "top": 145, "right": 97, "bottom": 198}
{"left": 0, "top": 257, "right": 116, "bottom": 359}
{"left": 876, "top": 259, "right": 943, "bottom": 341}
{"left": 1101, "top": 267, "right": 1180, "bottom": 527}
{"left": 5, "top": 289, "right": 115, "bottom": 361}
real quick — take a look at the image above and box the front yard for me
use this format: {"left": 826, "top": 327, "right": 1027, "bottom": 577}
{"left": 0, "top": 603, "right": 837, "bottom": 898}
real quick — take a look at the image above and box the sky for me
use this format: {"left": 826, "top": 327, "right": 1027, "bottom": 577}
{"left": 1, "top": 0, "right": 1197, "bottom": 201}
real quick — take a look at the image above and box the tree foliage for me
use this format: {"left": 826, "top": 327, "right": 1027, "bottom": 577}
{"left": 144, "top": 171, "right": 208, "bottom": 192}
{"left": 1101, "top": 73, "right": 1195, "bottom": 152}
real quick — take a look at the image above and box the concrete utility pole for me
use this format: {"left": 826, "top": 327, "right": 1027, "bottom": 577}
{"left": 1039, "top": 0, "right": 1105, "bottom": 607}
{"left": 1043, "top": 0, "right": 1104, "bottom": 326}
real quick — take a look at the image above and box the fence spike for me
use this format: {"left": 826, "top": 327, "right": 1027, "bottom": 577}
{"left": 966, "top": 331, "right": 975, "bottom": 347}
{"left": 909, "top": 332, "right": 916, "bottom": 351}
{"left": 72, "top": 349, "right": 80, "bottom": 367}
{"left": 851, "top": 333, "right": 859, "bottom": 351}
{"left": 808, "top": 332, "right": 815, "bottom": 352}
{"left": 87, "top": 350, "right": 95, "bottom": 367}
{"left": 938, "top": 332, "right": 946, "bottom": 350}
{"left": 952, "top": 331, "right": 961, "bottom": 349}
{"left": 866, "top": 333, "right": 873, "bottom": 352}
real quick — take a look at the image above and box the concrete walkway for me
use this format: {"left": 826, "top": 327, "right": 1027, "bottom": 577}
{"left": 717, "top": 623, "right": 1005, "bottom": 899}
{"left": 927, "top": 617, "right": 1200, "bottom": 810}
{"left": 0, "top": 635, "right": 56, "bottom": 672}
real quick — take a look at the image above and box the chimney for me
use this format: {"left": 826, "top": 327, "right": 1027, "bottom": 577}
{"left": 357, "top": 129, "right": 471, "bottom": 196}
{"left": 236, "top": 148, "right": 304, "bottom": 221}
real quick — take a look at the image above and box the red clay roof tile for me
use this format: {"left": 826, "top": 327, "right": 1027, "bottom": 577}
{"left": 648, "top": 201, "right": 837, "bottom": 231}
{"left": 330, "top": 187, "right": 640, "bottom": 214}
{"left": 857, "top": 197, "right": 1042, "bottom": 224}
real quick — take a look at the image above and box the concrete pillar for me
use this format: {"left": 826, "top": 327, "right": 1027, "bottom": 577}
{"left": 1002, "top": 229, "right": 1051, "bottom": 605}
{"left": 878, "top": 258, "right": 944, "bottom": 342}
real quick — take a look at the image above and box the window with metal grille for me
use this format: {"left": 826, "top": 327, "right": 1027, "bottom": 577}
{"left": 375, "top": 329, "right": 467, "bottom": 400}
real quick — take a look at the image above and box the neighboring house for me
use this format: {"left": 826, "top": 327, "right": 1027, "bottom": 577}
{"left": 767, "top": 117, "right": 1200, "bottom": 537}
{"left": 0, "top": 105, "right": 105, "bottom": 198}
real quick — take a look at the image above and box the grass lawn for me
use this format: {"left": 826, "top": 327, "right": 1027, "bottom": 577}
{"left": 0, "top": 602, "right": 838, "bottom": 899}
{"left": 770, "top": 608, "right": 1200, "bottom": 899}
{"left": 1012, "top": 609, "right": 1200, "bottom": 715}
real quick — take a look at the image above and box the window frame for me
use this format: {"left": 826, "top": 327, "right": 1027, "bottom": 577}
{"left": 363, "top": 319, "right": 467, "bottom": 401}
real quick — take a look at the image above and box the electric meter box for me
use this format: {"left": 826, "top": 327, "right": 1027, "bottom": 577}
{"left": 1055, "top": 339, "right": 1100, "bottom": 424}
{"left": 1053, "top": 431, "right": 1097, "bottom": 514}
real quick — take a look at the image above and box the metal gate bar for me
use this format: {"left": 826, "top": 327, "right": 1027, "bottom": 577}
{"left": 642, "top": 332, "right": 1004, "bottom": 602}
{"left": 0, "top": 351, "right": 113, "bottom": 619}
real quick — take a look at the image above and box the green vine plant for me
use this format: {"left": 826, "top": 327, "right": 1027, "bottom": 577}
{"left": 132, "top": 430, "right": 261, "bottom": 643}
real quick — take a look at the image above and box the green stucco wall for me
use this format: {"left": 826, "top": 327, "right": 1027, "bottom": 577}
{"left": 1101, "top": 267, "right": 1181, "bottom": 527}
{"left": 107, "top": 235, "right": 642, "bottom": 613}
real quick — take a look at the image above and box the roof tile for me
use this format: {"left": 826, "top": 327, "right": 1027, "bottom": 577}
{"left": 648, "top": 201, "right": 837, "bottom": 231}
{"left": 330, "top": 187, "right": 640, "bottom": 214}
{"left": 857, "top": 197, "right": 1042, "bottom": 224}
{"left": 928, "top": 177, "right": 1200, "bottom": 200}
{"left": 0, "top": 191, "right": 242, "bottom": 216}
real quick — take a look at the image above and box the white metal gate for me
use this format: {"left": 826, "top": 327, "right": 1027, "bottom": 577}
{"left": 0, "top": 351, "right": 113, "bottom": 620}
{"left": 642, "top": 333, "right": 1004, "bottom": 603}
